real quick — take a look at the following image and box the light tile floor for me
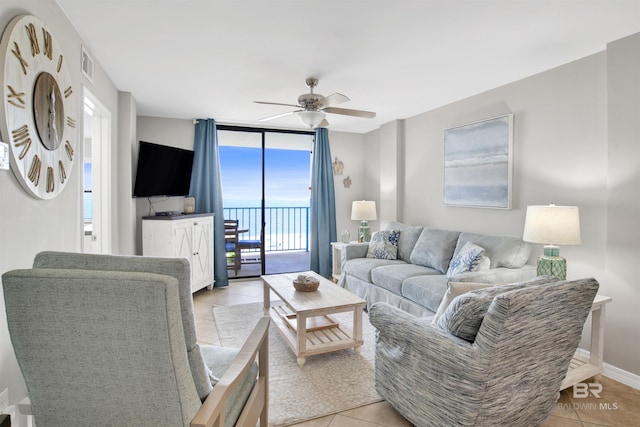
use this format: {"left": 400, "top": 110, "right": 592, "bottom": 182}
{"left": 193, "top": 280, "right": 640, "bottom": 427}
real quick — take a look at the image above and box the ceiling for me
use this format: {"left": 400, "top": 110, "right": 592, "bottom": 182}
{"left": 56, "top": 0, "right": 640, "bottom": 134}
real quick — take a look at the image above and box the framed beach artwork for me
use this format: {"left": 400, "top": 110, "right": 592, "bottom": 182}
{"left": 443, "top": 114, "right": 513, "bottom": 209}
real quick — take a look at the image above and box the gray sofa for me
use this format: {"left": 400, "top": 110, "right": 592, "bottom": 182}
{"left": 338, "top": 222, "right": 537, "bottom": 317}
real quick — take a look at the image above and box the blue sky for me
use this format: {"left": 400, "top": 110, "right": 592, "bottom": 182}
{"left": 219, "top": 146, "right": 311, "bottom": 207}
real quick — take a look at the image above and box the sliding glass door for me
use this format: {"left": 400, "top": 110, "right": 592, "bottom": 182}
{"left": 263, "top": 132, "right": 313, "bottom": 274}
{"left": 218, "top": 126, "right": 313, "bottom": 278}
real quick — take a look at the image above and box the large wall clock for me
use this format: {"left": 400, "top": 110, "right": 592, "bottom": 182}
{"left": 0, "top": 15, "right": 77, "bottom": 199}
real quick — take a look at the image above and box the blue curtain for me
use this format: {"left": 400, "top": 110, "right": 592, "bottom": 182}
{"left": 310, "top": 128, "right": 337, "bottom": 277}
{"left": 189, "top": 119, "right": 228, "bottom": 287}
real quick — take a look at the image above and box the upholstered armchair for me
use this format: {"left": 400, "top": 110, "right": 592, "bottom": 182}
{"left": 3, "top": 251, "right": 269, "bottom": 427}
{"left": 369, "top": 277, "right": 599, "bottom": 427}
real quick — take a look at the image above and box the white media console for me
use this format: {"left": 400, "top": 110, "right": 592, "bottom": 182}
{"left": 142, "top": 213, "right": 214, "bottom": 293}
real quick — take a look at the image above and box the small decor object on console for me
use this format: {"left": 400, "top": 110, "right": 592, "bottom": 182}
{"left": 523, "top": 204, "right": 581, "bottom": 280}
{"left": 184, "top": 197, "right": 195, "bottom": 214}
{"left": 293, "top": 274, "right": 320, "bottom": 292}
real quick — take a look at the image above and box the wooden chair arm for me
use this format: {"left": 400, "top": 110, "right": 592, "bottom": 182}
{"left": 191, "top": 316, "right": 270, "bottom": 427}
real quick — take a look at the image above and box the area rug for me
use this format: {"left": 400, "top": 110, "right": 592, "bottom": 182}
{"left": 211, "top": 302, "right": 382, "bottom": 426}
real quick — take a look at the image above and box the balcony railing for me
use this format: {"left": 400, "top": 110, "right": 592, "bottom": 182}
{"left": 224, "top": 206, "right": 310, "bottom": 252}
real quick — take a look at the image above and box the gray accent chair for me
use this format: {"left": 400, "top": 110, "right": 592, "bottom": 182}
{"left": 369, "top": 277, "right": 599, "bottom": 427}
{"left": 3, "top": 251, "right": 269, "bottom": 427}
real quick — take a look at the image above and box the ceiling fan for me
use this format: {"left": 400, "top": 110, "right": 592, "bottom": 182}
{"left": 255, "top": 77, "right": 376, "bottom": 128}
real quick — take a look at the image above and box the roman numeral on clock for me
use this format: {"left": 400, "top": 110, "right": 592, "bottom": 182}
{"left": 11, "top": 41, "right": 29, "bottom": 75}
{"left": 65, "top": 141, "right": 74, "bottom": 161}
{"left": 46, "top": 166, "right": 55, "bottom": 193}
{"left": 59, "top": 160, "right": 66, "bottom": 184}
{"left": 42, "top": 28, "right": 53, "bottom": 60}
{"left": 7, "top": 85, "right": 26, "bottom": 109}
{"left": 12, "top": 125, "right": 32, "bottom": 159}
{"left": 25, "top": 23, "right": 40, "bottom": 56}
{"left": 67, "top": 117, "right": 76, "bottom": 128}
{"left": 28, "top": 155, "right": 42, "bottom": 186}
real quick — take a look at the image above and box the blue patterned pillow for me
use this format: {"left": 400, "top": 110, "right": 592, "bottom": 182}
{"left": 446, "top": 242, "right": 485, "bottom": 276}
{"left": 366, "top": 230, "right": 400, "bottom": 260}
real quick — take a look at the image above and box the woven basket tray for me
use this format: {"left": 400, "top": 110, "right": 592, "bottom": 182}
{"left": 293, "top": 276, "right": 319, "bottom": 292}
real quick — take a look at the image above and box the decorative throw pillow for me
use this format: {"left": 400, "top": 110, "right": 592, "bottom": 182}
{"left": 477, "top": 255, "right": 491, "bottom": 271}
{"left": 386, "top": 222, "right": 423, "bottom": 262}
{"left": 409, "top": 228, "right": 461, "bottom": 274}
{"left": 366, "top": 230, "right": 400, "bottom": 260}
{"left": 436, "top": 276, "right": 560, "bottom": 342}
{"left": 446, "top": 242, "right": 485, "bottom": 276}
{"left": 431, "top": 281, "right": 498, "bottom": 325}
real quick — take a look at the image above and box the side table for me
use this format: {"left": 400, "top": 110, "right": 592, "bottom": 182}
{"left": 560, "top": 294, "right": 612, "bottom": 390}
{"left": 331, "top": 241, "right": 355, "bottom": 282}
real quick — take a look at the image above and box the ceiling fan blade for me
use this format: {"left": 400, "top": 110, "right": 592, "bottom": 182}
{"left": 254, "top": 101, "right": 301, "bottom": 108}
{"left": 322, "top": 107, "right": 376, "bottom": 119}
{"left": 318, "top": 118, "right": 330, "bottom": 128}
{"left": 258, "top": 110, "right": 302, "bottom": 122}
{"left": 320, "top": 93, "right": 350, "bottom": 108}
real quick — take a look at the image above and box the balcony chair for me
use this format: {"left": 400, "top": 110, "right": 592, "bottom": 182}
{"left": 239, "top": 239, "right": 262, "bottom": 265}
{"left": 369, "top": 276, "right": 599, "bottom": 427}
{"left": 238, "top": 230, "right": 261, "bottom": 266}
{"left": 225, "top": 219, "right": 241, "bottom": 274}
{"left": 2, "top": 251, "right": 269, "bottom": 427}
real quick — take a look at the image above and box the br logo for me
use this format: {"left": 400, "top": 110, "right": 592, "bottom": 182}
{"left": 573, "top": 382, "right": 602, "bottom": 398}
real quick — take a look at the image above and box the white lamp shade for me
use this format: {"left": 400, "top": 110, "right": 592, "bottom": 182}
{"left": 523, "top": 205, "right": 581, "bottom": 245}
{"left": 298, "top": 111, "right": 326, "bottom": 128}
{"left": 351, "top": 200, "right": 377, "bottom": 221}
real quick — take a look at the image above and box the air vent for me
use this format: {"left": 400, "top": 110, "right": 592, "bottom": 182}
{"left": 81, "top": 45, "right": 94, "bottom": 83}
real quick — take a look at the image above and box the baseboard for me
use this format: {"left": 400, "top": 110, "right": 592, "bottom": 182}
{"left": 575, "top": 348, "right": 640, "bottom": 390}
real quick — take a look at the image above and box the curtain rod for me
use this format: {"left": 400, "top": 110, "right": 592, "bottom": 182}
{"left": 193, "top": 120, "right": 314, "bottom": 135}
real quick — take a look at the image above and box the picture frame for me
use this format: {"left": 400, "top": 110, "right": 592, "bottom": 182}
{"left": 443, "top": 114, "right": 513, "bottom": 209}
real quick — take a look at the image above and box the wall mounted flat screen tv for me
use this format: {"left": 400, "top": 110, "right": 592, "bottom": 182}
{"left": 133, "top": 141, "right": 194, "bottom": 197}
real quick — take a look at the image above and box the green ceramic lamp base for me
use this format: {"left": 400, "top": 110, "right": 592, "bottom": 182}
{"left": 358, "top": 221, "right": 371, "bottom": 242}
{"left": 537, "top": 255, "right": 567, "bottom": 280}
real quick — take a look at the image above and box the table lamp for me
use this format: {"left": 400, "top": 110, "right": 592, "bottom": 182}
{"left": 351, "top": 200, "right": 377, "bottom": 242}
{"left": 522, "top": 204, "right": 581, "bottom": 280}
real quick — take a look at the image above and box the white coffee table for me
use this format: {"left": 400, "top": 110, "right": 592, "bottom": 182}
{"left": 262, "top": 271, "right": 366, "bottom": 367}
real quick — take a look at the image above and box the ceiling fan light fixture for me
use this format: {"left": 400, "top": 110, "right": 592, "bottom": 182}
{"left": 299, "top": 110, "right": 326, "bottom": 128}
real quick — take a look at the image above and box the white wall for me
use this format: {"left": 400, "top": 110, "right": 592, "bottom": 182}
{"left": 0, "top": 0, "right": 121, "bottom": 412}
{"left": 378, "top": 120, "right": 403, "bottom": 230}
{"left": 116, "top": 92, "right": 138, "bottom": 255}
{"left": 604, "top": 33, "right": 640, "bottom": 377}
{"left": 365, "top": 42, "right": 639, "bottom": 378}
{"left": 135, "top": 116, "right": 195, "bottom": 253}
{"left": 328, "top": 131, "right": 367, "bottom": 240}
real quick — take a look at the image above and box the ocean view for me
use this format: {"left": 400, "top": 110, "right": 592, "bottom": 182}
{"left": 224, "top": 204, "right": 310, "bottom": 252}
{"left": 220, "top": 144, "right": 311, "bottom": 252}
